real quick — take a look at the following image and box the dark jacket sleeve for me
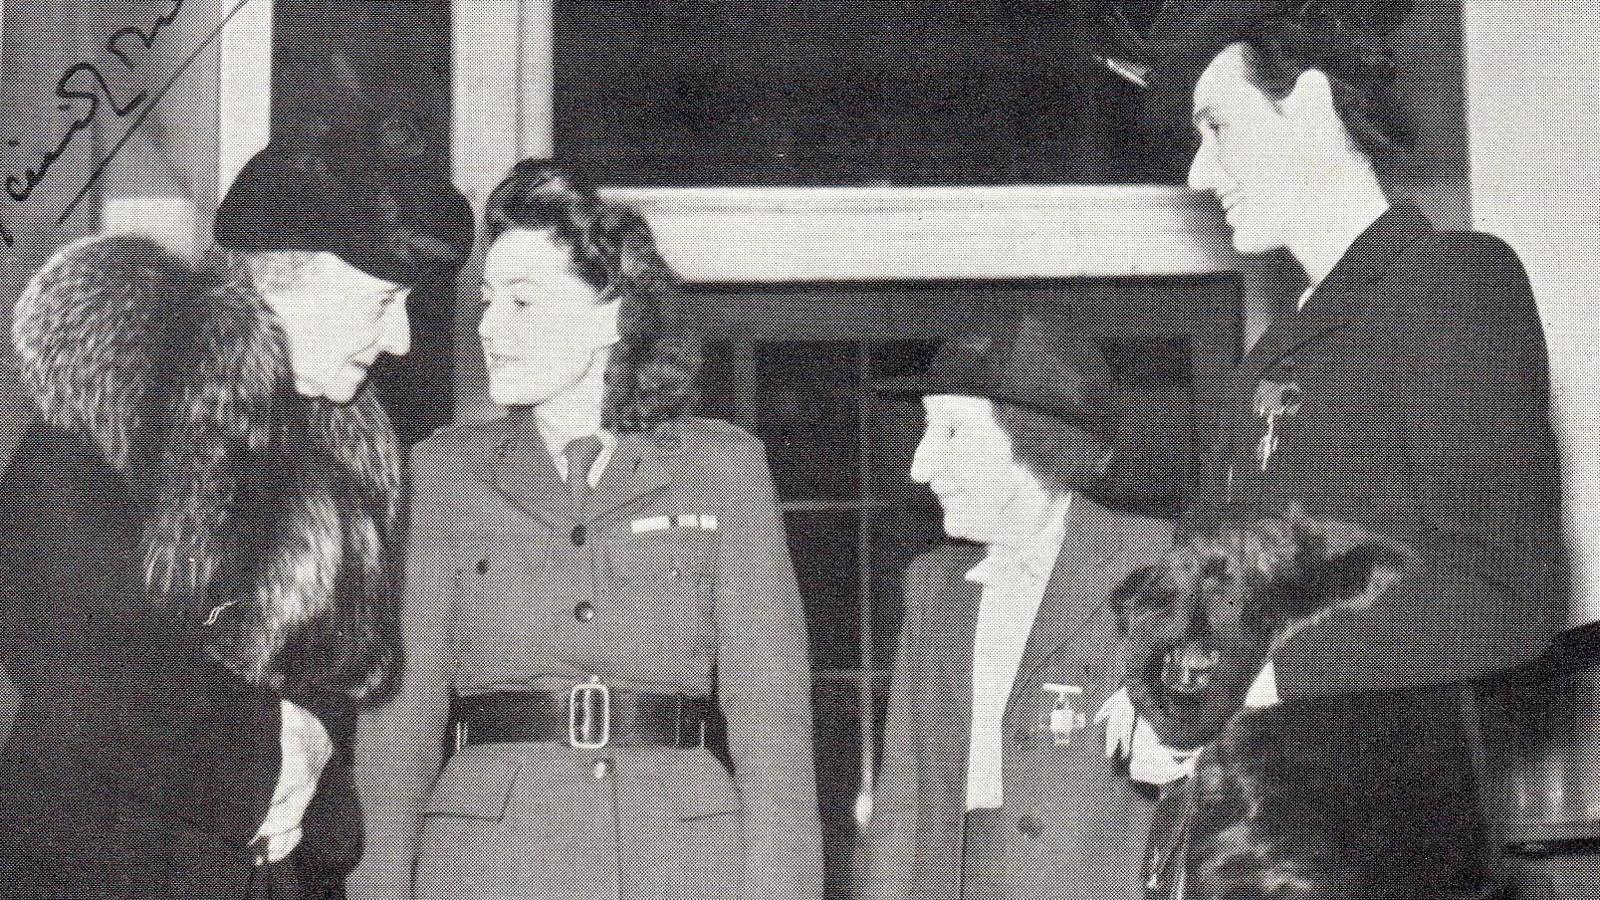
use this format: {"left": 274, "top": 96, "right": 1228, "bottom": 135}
{"left": 1275, "top": 233, "right": 1567, "bottom": 698}
{"left": 854, "top": 549, "right": 941, "bottom": 900}
{"left": 0, "top": 425, "right": 282, "bottom": 845}
{"left": 296, "top": 698, "right": 364, "bottom": 877}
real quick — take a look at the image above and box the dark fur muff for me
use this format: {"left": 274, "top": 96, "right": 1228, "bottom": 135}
{"left": 12, "top": 234, "right": 404, "bottom": 702}
{"left": 1112, "top": 514, "right": 1496, "bottom": 899}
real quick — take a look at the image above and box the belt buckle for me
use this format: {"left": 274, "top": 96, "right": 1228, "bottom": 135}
{"left": 569, "top": 676, "right": 611, "bottom": 749}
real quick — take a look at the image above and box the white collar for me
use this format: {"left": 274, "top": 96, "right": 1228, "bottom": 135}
{"left": 966, "top": 493, "right": 1072, "bottom": 586}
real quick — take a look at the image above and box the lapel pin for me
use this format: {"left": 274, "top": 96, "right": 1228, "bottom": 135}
{"left": 1041, "top": 683, "right": 1087, "bottom": 747}
{"left": 1253, "top": 379, "right": 1303, "bottom": 472}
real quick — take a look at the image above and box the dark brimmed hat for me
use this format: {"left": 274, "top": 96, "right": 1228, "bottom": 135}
{"left": 214, "top": 133, "right": 475, "bottom": 287}
{"left": 873, "top": 306, "right": 1195, "bottom": 513}
{"left": 873, "top": 307, "right": 1121, "bottom": 439}
{"left": 1087, "top": 1, "right": 1413, "bottom": 162}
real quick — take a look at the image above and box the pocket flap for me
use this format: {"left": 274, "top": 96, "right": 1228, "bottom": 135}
{"left": 672, "top": 751, "right": 743, "bottom": 822}
{"left": 423, "top": 750, "right": 521, "bottom": 821}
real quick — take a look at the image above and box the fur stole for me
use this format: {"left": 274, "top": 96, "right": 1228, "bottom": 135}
{"left": 12, "top": 234, "right": 403, "bottom": 701}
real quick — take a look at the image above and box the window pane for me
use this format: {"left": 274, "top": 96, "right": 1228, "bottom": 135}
{"left": 787, "top": 510, "right": 862, "bottom": 671}
{"left": 754, "top": 342, "right": 861, "bottom": 502}
{"left": 866, "top": 340, "right": 940, "bottom": 506}
{"left": 554, "top": 1, "right": 1171, "bottom": 186}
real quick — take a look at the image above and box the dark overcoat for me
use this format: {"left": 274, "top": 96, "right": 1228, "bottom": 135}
{"left": 1186, "top": 202, "right": 1567, "bottom": 696}
{"left": 351, "top": 411, "right": 823, "bottom": 900}
{"left": 0, "top": 235, "right": 400, "bottom": 900}
{"left": 1150, "top": 202, "right": 1571, "bottom": 895}
{"left": 0, "top": 425, "right": 286, "bottom": 899}
{"left": 856, "top": 500, "right": 1174, "bottom": 900}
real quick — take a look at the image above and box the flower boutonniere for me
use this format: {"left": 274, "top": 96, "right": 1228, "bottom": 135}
{"left": 1253, "top": 379, "right": 1303, "bottom": 472}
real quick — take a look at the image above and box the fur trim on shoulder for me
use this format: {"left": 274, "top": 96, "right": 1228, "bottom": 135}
{"left": 13, "top": 234, "right": 403, "bottom": 701}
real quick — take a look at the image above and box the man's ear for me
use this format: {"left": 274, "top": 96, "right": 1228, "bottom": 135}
{"left": 1279, "top": 67, "right": 1341, "bottom": 134}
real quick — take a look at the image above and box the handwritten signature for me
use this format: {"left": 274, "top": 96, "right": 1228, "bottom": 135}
{"left": 0, "top": 0, "right": 252, "bottom": 249}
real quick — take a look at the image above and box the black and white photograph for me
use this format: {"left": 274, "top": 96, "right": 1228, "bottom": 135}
{"left": 0, "top": 2, "right": 1596, "bottom": 898}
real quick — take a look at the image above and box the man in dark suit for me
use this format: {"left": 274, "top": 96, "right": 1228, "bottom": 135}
{"left": 1101, "top": 2, "right": 1571, "bottom": 894}
{"left": 855, "top": 308, "right": 1187, "bottom": 900}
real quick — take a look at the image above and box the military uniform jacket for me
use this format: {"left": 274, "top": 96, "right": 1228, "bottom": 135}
{"left": 856, "top": 501, "right": 1174, "bottom": 900}
{"left": 352, "top": 414, "right": 823, "bottom": 900}
{"left": 1187, "top": 202, "right": 1568, "bottom": 698}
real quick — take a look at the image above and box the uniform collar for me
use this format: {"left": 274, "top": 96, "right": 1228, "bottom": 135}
{"left": 491, "top": 411, "right": 672, "bottom": 526}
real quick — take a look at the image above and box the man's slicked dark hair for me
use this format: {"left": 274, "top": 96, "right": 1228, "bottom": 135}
{"left": 1237, "top": 13, "right": 1413, "bottom": 166}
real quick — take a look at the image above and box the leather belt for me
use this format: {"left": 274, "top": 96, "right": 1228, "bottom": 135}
{"left": 451, "top": 680, "right": 723, "bottom": 752}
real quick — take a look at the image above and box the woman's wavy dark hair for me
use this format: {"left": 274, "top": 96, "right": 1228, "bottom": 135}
{"left": 1239, "top": 12, "right": 1413, "bottom": 168}
{"left": 483, "top": 161, "right": 701, "bottom": 433}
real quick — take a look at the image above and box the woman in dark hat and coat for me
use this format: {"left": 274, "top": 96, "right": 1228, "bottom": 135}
{"left": 350, "top": 162, "right": 823, "bottom": 900}
{"left": 856, "top": 307, "right": 1188, "bottom": 900}
{"left": 0, "top": 139, "right": 472, "bottom": 899}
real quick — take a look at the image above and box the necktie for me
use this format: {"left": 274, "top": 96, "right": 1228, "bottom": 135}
{"left": 564, "top": 434, "right": 605, "bottom": 510}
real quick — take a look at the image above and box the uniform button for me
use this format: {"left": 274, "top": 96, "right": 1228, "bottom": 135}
{"left": 476, "top": 558, "right": 488, "bottom": 574}
{"left": 571, "top": 525, "right": 587, "bottom": 546}
{"left": 1013, "top": 727, "right": 1031, "bottom": 745}
{"left": 575, "top": 601, "right": 596, "bottom": 622}
{"left": 593, "top": 758, "right": 613, "bottom": 779}
{"left": 1016, "top": 814, "right": 1043, "bottom": 838}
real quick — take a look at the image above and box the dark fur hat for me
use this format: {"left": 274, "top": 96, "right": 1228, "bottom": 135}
{"left": 12, "top": 234, "right": 405, "bottom": 701}
{"left": 215, "top": 133, "right": 474, "bottom": 287}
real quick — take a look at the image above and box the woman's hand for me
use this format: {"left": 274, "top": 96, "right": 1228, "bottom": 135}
{"left": 253, "top": 700, "right": 335, "bottom": 862}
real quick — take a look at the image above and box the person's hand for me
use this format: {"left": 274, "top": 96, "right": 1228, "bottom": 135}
{"left": 253, "top": 700, "right": 334, "bottom": 862}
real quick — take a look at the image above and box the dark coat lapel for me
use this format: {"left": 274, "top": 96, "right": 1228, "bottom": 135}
{"left": 1243, "top": 203, "right": 1437, "bottom": 379}
{"left": 930, "top": 552, "right": 983, "bottom": 811}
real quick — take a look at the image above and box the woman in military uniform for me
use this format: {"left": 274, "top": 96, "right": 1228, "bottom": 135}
{"left": 351, "top": 162, "right": 823, "bottom": 900}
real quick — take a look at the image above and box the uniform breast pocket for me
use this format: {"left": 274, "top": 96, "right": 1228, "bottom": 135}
{"left": 606, "top": 528, "right": 715, "bottom": 592}
{"left": 455, "top": 531, "right": 553, "bottom": 658}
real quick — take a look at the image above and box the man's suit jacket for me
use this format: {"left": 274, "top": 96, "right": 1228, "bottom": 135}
{"left": 1187, "top": 201, "right": 1568, "bottom": 698}
{"left": 857, "top": 500, "right": 1174, "bottom": 900}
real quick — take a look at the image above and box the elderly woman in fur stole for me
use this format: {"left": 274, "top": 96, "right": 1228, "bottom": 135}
{"left": 0, "top": 145, "right": 471, "bottom": 898}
